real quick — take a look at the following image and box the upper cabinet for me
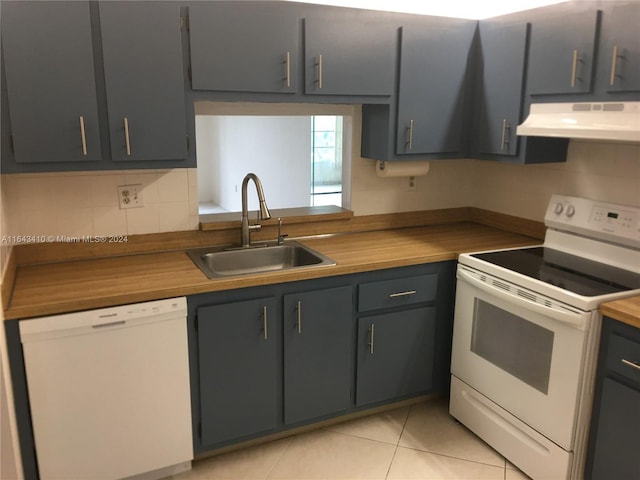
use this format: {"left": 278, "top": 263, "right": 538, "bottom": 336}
{"left": 527, "top": 8, "right": 599, "bottom": 95}
{"left": 189, "top": 2, "right": 299, "bottom": 94}
{"left": 597, "top": 3, "right": 640, "bottom": 93}
{"left": 304, "top": 16, "right": 396, "bottom": 96}
{"left": 471, "top": 21, "right": 529, "bottom": 157}
{"left": 1, "top": 1, "right": 102, "bottom": 164}
{"left": 395, "top": 23, "right": 476, "bottom": 155}
{"left": 99, "top": 2, "right": 188, "bottom": 162}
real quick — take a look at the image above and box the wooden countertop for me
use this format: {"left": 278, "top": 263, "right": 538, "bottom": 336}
{"left": 601, "top": 296, "right": 640, "bottom": 329}
{"left": 4, "top": 222, "right": 538, "bottom": 320}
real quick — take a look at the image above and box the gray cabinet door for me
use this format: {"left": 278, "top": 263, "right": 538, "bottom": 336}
{"left": 189, "top": 2, "right": 298, "bottom": 93}
{"left": 598, "top": 3, "right": 640, "bottom": 93}
{"left": 527, "top": 9, "right": 599, "bottom": 95}
{"left": 197, "top": 297, "right": 278, "bottom": 447}
{"left": 283, "top": 286, "right": 353, "bottom": 424}
{"left": 356, "top": 307, "right": 436, "bottom": 406}
{"left": 304, "top": 17, "right": 395, "bottom": 96}
{"left": 472, "top": 21, "right": 528, "bottom": 156}
{"left": 396, "top": 24, "right": 475, "bottom": 155}
{"left": 99, "top": 2, "right": 187, "bottom": 162}
{"left": 1, "top": 1, "right": 101, "bottom": 163}
{"left": 590, "top": 378, "right": 640, "bottom": 479}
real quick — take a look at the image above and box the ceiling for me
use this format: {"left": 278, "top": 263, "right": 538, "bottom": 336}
{"left": 285, "top": 0, "right": 570, "bottom": 19}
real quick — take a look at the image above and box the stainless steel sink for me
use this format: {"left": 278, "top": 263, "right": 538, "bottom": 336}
{"left": 187, "top": 241, "right": 336, "bottom": 279}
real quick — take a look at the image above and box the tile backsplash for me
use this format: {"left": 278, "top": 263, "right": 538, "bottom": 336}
{"left": 1, "top": 141, "right": 638, "bottom": 250}
{"left": 2, "top": 169, "right": 199, "bottom": 241}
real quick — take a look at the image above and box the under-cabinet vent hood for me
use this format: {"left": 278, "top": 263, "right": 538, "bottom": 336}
{"left": 516, "top": 102, "right": 640, "bottom": 142}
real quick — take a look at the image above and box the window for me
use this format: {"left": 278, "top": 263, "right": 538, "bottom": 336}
{"left": 311, "top": 116, "right": 342, "bottom": 207}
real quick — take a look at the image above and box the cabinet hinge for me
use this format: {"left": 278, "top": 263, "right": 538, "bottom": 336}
{"left": 180, "top": 15, "right": 189, "bottom": 32}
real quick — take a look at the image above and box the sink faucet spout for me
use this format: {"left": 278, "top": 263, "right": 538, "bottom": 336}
{"left": 241, "top": 173, "right": 271, "bottom": 247}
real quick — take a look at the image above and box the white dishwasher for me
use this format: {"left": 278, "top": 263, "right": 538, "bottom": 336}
{"left": 19, "top": 297, "right": 193, "bottom": 480}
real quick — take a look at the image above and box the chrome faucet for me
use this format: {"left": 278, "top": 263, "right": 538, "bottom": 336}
{"left": 240, "top": 173, "right": 271, "bottom": 247}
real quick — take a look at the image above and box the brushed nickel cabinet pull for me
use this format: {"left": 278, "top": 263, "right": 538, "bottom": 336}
{"left": 317, "top": 54, "right": 323, "bottom": 89}
{"left": 621, "top": 358, "right": 640, "bottom": 371}
{"left": 500, "top": 119, "right": 510, "bottom": 151}
{"left": 123, "top": 117, "right": 131, "bottom": 156}
{"left": 368, "top": 324, "right": 375, "bottom": 354}
{"left": 296, "top": 300, "right": 302, "bottom": 334}
{"left": 389, "top": 290, "right": 417, "bottom": 298}
{"left": 610, "top": 45, "right": 620, "bottom": 86}
{"left": 285, "top": 51, "right": 291, "bottom": 88}
{"left": 263, "top": 306, "right": 268, "bottom": 340}
{"left": 571, "top": 49, "right": 580, "bottom": 88}
{"left": 79, "top": 116, "right": 87, "bottom": 156}
{"left": 406, "top": 120, "right": 414, "bottom": 151}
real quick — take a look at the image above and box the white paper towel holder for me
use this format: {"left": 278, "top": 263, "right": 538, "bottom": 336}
{"left": 376, "top": 160, "right": 430, "bottom": 189}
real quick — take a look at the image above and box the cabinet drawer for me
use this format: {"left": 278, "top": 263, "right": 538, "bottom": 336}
{"left": 358, "top": 274, "right": 437, "bottom": 312}
{"left": 606, "top": 333, "right": 640, "bottom": 385}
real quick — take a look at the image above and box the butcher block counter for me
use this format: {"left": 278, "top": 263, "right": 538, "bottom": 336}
{"left": 3, "top": 211, "right": 542, "bottom": 320}
{"left": 600, "top": 296, "right": 640, "bottom": 329}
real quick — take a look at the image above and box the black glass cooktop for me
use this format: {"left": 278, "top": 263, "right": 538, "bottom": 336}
{"left": 472, "top": 247, "right": 640, "bottom": 297}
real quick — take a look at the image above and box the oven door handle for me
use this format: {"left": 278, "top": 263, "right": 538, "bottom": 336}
{"left": 457, "top": 268, "right": 587, "bottom": 330}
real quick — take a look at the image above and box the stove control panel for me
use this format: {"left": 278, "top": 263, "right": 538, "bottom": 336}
{"left": 545, "top": 195, "right": 640, "bottom": 247}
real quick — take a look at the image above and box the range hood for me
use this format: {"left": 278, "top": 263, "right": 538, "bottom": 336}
{"left": 516, "top": 102, "right": 640, "bottom": 142}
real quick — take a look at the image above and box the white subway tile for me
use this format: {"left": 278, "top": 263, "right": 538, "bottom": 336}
{"left": 159, "top": 202, "right": 191, "bottom": 233}
{"left": 92, "top": 206, "right": 128, "bottom": 236}
{"left": 157, "top": 170, "right": 189, "bottom": 203}
{"left": 125, "top": 204, "right": 160, "bottom": 235}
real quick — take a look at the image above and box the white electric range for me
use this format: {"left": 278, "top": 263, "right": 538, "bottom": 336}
{"left": 449, "top": 194, "right": 640, "bottom": 480}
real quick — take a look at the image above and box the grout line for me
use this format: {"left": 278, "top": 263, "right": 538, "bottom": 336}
{"left": 264, "top": 436, "right": 294, "bottom": 480}
{"left": 397, "top": 444, "right": 505, "bottom": 470}
{"left": 385, "top": 445, "right": 399, "bottom": 480}
{"left": 385, "top": 405, "right": 412, "bottom": 480}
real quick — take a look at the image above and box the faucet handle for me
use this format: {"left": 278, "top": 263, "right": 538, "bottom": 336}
{"left": 277, "top": 217, "right": 288, "bottom": 245}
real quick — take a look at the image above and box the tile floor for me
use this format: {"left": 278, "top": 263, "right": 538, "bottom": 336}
{"left": 174, "top": 398, "right": 531, "bottom": 480}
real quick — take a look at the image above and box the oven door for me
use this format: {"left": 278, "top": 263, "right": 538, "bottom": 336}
{"left": 451, "top": 264, "right": 594, "bottom": 450}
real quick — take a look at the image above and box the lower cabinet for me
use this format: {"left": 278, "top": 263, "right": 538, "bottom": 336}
{"left": 283, "top": 286, "right": 353, "bottom": 424}
{"left": 196, "top": 297, "right": 278, "bottom": 447}
{"left": 356, "top": 307, "right": 436, "bottom": 406}
{"left": 187, "top": 262, "right": 456, "bottom": 455}
{"left": 586, "top": 316, "right": 640, "bottom": 479}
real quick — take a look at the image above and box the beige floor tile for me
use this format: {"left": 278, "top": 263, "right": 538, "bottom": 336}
{"left": 267, "top": 429, "right": 396, "bottom": 480}
{"left": 175, "top": 438, "right": 292, "bottom": 480}
{"left": 387, "top": 447, "right": 505, "bottom": 480}
{"left": 505, "top": 466, "right": 532, "bottom": 479}
{"left": 324, "top": 406, "right": 410, "bottom": 445}
{"left": 399, "top": 398, "right": 504, "bottom": 467}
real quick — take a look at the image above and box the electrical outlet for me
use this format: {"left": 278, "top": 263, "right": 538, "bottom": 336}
{"left": 117, "top": 184, "right": 143, "bottom": 209}
{"left": 408, "top": 176, "right": 417, "bottom": 192}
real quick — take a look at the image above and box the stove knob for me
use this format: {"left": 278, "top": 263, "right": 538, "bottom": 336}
{"left": 566, "top": 205, "right": 576, "bottom": 217}
{"left": 554, "top": 202, "right": 564, "bottom": 215}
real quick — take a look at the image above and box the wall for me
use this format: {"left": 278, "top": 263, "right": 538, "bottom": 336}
{"left": 1, "top": 141, "right": 638, "bottom": 240}
{"left": 196, "top": 115, "right": 312, "bottom": 211}
{"left": 1, "top": 169, "right": 199, "bottom": 239}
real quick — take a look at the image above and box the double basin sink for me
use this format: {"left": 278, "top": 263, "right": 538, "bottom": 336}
{"left": 187, "top": 241, "right": 336, "bottom": 279}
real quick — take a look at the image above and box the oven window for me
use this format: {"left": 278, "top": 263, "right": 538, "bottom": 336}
{"left": 471, "top": 299, "right": 554, "bottom": 394}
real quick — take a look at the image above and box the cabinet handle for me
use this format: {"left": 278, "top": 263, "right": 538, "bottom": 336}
{"left": 317, "top": 54, "right": 323, "bottom": 89}
{"left": 406, "top": 120, "right": 414, "bottom": 151}
{"left": 296, "top": 300, "right": 302, "bottom": 334}
{"left": 610, "top": 45, "right": 621, "bottom": 86}
{"left": 621, "top": 358, "right": 640, "bottom": 371}
{"left": 368, "top": 323, "right": 375, "bottom": 354}
{"left": 389, "top": 290, "right": 416, "bottom": 298}
{"left": 263, "top": 306, "right": 268, "bottom": 340}
{"left": 123, "top": 117, "right": 131, "bottom": 156}
{"left": 500, "top": 119, "right": 510, "bottom": 151}
{"left": 79, "top": 116, "right": 87, "bottom": 156}
{"left": 285, "top": 51, "right": 291, "bottom": 88}
{"left": 570, "top": 49, "right": 580, "bottom": 88}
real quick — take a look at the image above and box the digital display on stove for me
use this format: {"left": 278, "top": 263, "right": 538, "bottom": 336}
{"left": 608, "top": 212, "right": 619, "bottom": 219}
